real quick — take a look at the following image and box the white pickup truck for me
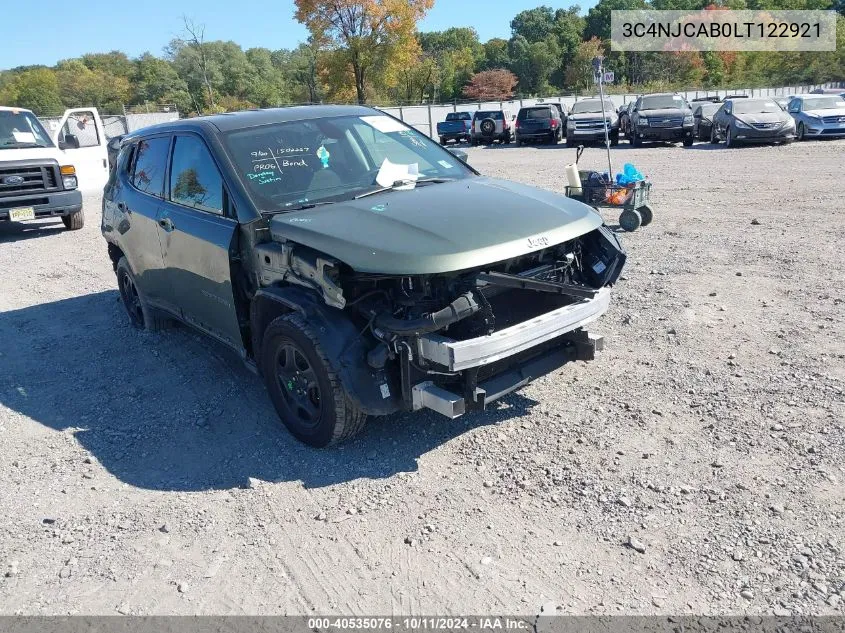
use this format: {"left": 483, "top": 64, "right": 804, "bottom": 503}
{"left": 1, "top": 106, "right": 109, "bottom": 230}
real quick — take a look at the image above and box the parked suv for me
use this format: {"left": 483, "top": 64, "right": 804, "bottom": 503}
{"left": 628, "top": 93, "right": 694, "bottom": 147}
{"left": 471, "top": 109, "right": 514, "bottom": 145}
{"left": 515, "top": 105, "right": 562, "bottom": 145}
{"left": 101, "top": 105, "right": 624, "bottom": 447}
{"left": 565, "top": 98, "right": 619, "bottom": 146}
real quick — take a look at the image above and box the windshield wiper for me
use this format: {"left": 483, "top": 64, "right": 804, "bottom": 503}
{"left": 354, "top": 177, "right": 454, "bottom": 200}
{"left": 263, "top": 200, "right": 336, "bottom": 215}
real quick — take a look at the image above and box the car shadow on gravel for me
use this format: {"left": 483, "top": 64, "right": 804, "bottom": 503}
{"left": 0, "top": 292, "right": 538, "bottom": 492}
{"left": 0, "top": 219, "right": 67, "bottom": 243}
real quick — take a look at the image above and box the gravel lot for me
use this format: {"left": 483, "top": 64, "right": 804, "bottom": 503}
{"left": 1, "top": 139, "right": 843, "bottom": 616}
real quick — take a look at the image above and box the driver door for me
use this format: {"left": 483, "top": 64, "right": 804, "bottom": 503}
{"left": 53, "top": 108, "right": 109, "bottom": 193}
{"left": 156, "top": 133, "right": 243, "bottom": 351}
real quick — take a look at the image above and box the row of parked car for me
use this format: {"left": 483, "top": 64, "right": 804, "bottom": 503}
{"left": 436, "top": 86, "right": 845, "bottom": 149}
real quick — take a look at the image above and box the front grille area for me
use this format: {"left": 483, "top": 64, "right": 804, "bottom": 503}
{"left": 822, "top": 115, "right": 845, "bottom": 124}
{"left": 751, "top": 122, "right": 779, "bottom": 130}
{"left": 0, "top": 164, "right": 61, "bottom": 197}
{"left": 651, "top": 117, "right": 684, "bottom": 128}
{"left": 575, "top": 119, "right": 609, "bottom": 130}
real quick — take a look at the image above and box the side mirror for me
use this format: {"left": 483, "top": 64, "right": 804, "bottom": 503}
{"left": 447, "top": 148, "right": 469, "bottom": 163}
{"left": 59, "top": 134, "right": 80, "bottom": 150}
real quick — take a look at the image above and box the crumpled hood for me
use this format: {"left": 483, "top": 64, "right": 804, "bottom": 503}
{"left": 270, "top": 177, "right": 603, "bottom": 275}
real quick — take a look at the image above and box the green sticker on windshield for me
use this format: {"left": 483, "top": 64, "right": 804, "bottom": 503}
{"left": 316, "top": 144, "right": 330, "bottom": 169}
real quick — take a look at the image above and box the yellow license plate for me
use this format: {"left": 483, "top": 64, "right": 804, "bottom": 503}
{"left": 9, "top": 206, "right": 35, "bottom": 222}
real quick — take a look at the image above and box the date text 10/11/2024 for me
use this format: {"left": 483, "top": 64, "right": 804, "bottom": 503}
{"left": 306, "top": 617, "right": 531, "bottom": 630}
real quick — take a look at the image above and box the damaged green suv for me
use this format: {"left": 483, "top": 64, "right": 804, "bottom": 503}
{"left": 102, "top": 106, "right": 625, "bottom": 447}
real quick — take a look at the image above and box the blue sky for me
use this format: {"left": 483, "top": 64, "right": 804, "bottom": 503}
{"left": 1, "top": 0, "right": 591, "bottom": 70}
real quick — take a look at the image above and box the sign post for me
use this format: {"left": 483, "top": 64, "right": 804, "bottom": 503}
{"left": 592, "top": 56, "right": 613, "bottom": 183}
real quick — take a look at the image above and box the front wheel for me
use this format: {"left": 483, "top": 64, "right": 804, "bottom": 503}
{"left": 683, "top": 137, "right": 693, "bottom": 147}
{"left": 725, "top": 126, "right": 735, "bottom": 148}
{"left": 631, "top": 134, "right": 642, "bottom": 147}
{"left": 710, "top": 126, "right": 720, "bottom": 144}
{"left": 638, "top": 204, "right": 654, "bottom": 227}
{"left": 261, "top": 314, "right": 367, "bottom": 447}
{"left": 796, "top": 123, "right": 805, "bottom": 141}
{"left": 62, "top": 209, "right": 84, "bottom": 230}
{"left": 619, "top": 208, "right": 642, "bottom": 232}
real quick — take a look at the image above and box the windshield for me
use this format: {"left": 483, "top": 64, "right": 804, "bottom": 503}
{"left": 639, "top": 95, "right": 687, "bottom": 110}
{"left": 698, "top": 103, "right": 721, "bottom": 117}
{"left": 223, "top": 114, "right": 474, "bottom": 212}
{"left": 570, "top": 100, "right": 614, "bottom": 114}
{"left": 802, "top": 97, "right": 845, "bottom": 110}
{"left": 0, "top": 110, "right": 54, "bottom": 149}
{"left": 733, "top": 100, "right": 783, "bottom": 114}
{"left": 518, "top": 107, "right": 551, "bottom": 120}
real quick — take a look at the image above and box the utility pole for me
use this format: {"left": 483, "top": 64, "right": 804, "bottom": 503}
{"left": 592, "top": 56, "right": 613, "bottom": 181}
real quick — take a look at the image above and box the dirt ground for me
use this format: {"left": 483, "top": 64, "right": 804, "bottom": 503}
{"left": 0, "top": 138, "right": 843, "bottom": 616}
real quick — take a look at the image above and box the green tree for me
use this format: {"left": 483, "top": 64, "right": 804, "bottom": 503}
{"left": 0, "top": 68, "right": 64, "bottom": 115}
{"left": 481, "top": 38, "right": 510, "bottom": 70}
{"left": 584, "top": 0, "right": 647, "bottom": 41}
{"left": 509, "top": 35, "right": 560, "bottom": 95}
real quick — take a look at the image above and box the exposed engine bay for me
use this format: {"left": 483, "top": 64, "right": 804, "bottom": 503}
{"left": 252, "top": 224, "right": 625, "bottom": 418}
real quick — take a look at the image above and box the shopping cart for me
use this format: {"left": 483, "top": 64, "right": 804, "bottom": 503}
{"left": 564, "top": 145, "right": 654, "bottom": 232}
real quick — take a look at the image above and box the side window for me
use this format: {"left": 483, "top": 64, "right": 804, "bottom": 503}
{"left": 169, "top": 135, "right": 224, "bottom": 215}
{"left": 131, "top": 137, "right": 170, "bottom": 198}
{"left": 60, "top": 110, "right": 101, "bottom": 148}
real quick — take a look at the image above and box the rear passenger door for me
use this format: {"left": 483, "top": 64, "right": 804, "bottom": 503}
{"left": 156, "top": 133, "right": 243, "bottom": 350}
{"left": 120, "top": 135, "right": 173, "bottom": 309}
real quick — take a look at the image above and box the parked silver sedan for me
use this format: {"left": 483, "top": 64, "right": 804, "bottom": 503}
{"left": 786, "top": 94, "right": 845, "bottom": 140}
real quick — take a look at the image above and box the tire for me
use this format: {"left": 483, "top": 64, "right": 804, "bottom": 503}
{"left": 610, "top": 133, "right": 619, "bottom": 147}
{"left": 796, "top": 123, "right": 805, "bottom": 141}
{"left": 439, "top": 136, "right": 446, "bottom": 145}
{"left": 480, "top": 118, "right": 496, "bottom": 136}
{"left": 631, "top": 134, "right": 642, "bottom": 147}
{"left": 710, "top": 126, "right": 720, "bottom": 144}
{"left": 565, "top": 136, "right": 574, "bottom": 147}
{"left": 515, "top": 139, "right": 522, "bottom": 147}
{"left": 115, "top": 256, "right": 170, "bottom": 332}
{"left": 638, "top": 204, "right": 654, "bottom": 227}
{"left": 471, "top": 137, "right": 478, "bottom": 147}
{"left": 260, "top": 313, "right": 367, "bottom": 447}
{"left": 619, "top": 208, "right": 642, "bottom": 232}
{"left": 683, "top": 137, "right": 693, "bottom": 147}
{"left": 62, "top": 209, "right": 84, "bottom": 230}
{"left": 725, "top": 126, "right": 735, "bottom": 148}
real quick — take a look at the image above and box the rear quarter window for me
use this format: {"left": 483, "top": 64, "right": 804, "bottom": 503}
{"left": 131, "top": 137, "right": 171, "bottom": 198}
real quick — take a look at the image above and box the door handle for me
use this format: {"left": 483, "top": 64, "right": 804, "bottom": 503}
{"left": 159, "top": 217, "right": 175, "bottom": 231}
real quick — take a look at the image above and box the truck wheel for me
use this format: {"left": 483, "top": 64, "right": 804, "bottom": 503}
{"left": 260, "top": 313, "right": 367, "bottom": 448}
{"left": 62, "top": 210, "right": 85, "bottom": 230}
{"left": 619, "top": 208, "right": 642, "bottom": 232}
{"left": 115, "top": 256, "right": 170, "bottom": 332}
{"left": 638, "top": 204, "right": 654, "bottom": 227}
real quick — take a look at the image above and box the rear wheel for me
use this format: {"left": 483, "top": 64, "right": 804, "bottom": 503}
{"left": 610, "top": 132, "right": 619, "bottom": 147}
{"left": 62, "top": 209, "right": 84, "bottom": 230}
{"left": 115, "top": 256, "right": 170, "bottom": 332}
{"left": 261, "top": 314, "right": 367, "bottom": 447}
{"left": 638, "top": 204, "right": 654, "bottom": 227}
{"left": 619, "top": 208, "right": 642, "bottom": 232}
{"left": 439, "top": 136, "right": 446, "bottom": 145}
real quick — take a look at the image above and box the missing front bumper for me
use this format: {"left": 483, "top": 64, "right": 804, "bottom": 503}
{"left": 416, "top": 287, "right": 611, "bottom": 371}
{"left": 411, "top": 330, "right": 604, "bottom": 417}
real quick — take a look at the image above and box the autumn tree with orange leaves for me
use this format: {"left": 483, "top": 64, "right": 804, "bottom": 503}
{"left": 294, "top": 0, "right": 434, "bottom": 104}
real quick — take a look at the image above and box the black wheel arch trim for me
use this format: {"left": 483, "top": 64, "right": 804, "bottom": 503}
{"left": 251, "top": 286, "right": 401, "bottom": 415}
